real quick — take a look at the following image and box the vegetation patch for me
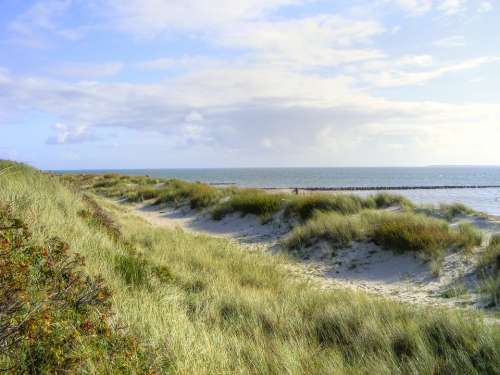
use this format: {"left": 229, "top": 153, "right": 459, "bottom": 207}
{"left": 285, "top": 210, "right": 483, "bottom": 260}
{"left": 0, "top": 204, "right": 150, "bottom": 373}
{"left": 477, "top": 234, "right": 500, "bottom": 306}
{"left": 5, "top": 163, "right": 498, "bottom": 373}
{"left": 372, "top": 212, "right": 482, "bottom": 258}
{"left": 283, "top": 192, "right": 413, "bottom": 222}
{"left": 284, "top": 212, "right": 365, "bottom": 250}
{"left": 154, "top": 179, "right": 221, "bottom": 209}
{"left": 284, "top": 194, "right": 370, "bottom": 221}
{"left": 212, "top": 189, "right": 285, "bottom": 221}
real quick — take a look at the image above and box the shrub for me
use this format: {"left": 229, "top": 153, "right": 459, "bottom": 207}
{"left": 0, "top": 206, "right": 148, "bottom": 373}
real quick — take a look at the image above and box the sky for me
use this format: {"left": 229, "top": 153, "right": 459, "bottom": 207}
{"left": 0, "top": 0, "right": 499, "bottom": 169}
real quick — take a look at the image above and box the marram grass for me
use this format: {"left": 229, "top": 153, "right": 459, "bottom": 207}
{"left": 2, "top": 161, "right": 499, "bottom": 374}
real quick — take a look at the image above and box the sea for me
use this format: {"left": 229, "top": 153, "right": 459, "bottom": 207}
{"left": 58, "top": 167, "right": 500, "bottom": 216}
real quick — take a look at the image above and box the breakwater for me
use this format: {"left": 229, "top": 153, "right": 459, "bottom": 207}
{"left": 262, "top": 185, "right": 500, "bottom": 191}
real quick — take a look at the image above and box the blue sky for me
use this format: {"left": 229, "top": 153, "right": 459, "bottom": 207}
{"left": 0, "top": 0, "right": 499, "bottom": 169}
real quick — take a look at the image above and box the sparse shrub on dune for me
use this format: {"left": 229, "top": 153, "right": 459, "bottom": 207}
{"left": 0, "top": 205, "right": 149, "bottom": 373}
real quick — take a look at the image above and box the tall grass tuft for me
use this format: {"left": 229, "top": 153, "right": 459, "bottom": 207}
{"left": 477, "top": 234, "right": 500, "bottom": 306}
{"left": 154, "top": 179, "right": 221, "bottom": 209}
{"left": 284, "top": 212, "right": 365, "bottom": 250}
{"left": 284, "top": 194, "right": 371, "bottom": 221}
{"left": 285, "top": 210, "right": 483, "bottom": 260}
{"left": 212, "top": 189, "right": 285, "bottom": 221}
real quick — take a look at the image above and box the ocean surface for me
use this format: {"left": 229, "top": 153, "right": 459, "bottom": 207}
{"left": 58, "top": 167, "right": 500, "bottom": 215}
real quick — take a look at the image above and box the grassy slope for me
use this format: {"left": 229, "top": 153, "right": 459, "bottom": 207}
{"left": 2, "top": 162, "right": 500, "bottom": 374}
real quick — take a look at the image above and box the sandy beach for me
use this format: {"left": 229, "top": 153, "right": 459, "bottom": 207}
{"left": 134, "top": 201, "right": 500, "bottom": 314}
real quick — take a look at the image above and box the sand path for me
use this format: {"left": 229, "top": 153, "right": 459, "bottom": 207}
{"left": 133, "top": 203, "right": 500, "bottom": 317}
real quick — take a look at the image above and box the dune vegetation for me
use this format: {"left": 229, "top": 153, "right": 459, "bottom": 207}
{"left": 1, "top": 161, "right": 500, "bottom": 373}
{"left": 477, "top": 234, "right": 500, "bottom": 307}
{"left": 65, "top": 172, "right": 485, "bottom": 269}
{"left": 284, "top": 210, "right": 482, "bottom": 259}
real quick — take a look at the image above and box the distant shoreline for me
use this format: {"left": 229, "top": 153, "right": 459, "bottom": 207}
{"left": 255, "top": 185, "right": 500, "bottom": 191}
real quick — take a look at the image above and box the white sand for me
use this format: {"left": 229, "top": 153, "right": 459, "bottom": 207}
{"left": 133, "top": 202, "right": 500, "bottom": 314}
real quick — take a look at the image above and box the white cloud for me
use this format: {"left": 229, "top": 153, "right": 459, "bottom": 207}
{"left": 215, "top": 16, "right": 385, "bottom": 68}
{"left": 397, "top": 54, "right": 434, "bottom": 67}
{"left": 392, "top": 0, "right": 433, "bottom": 14}
{"left": 433, "top": 35, "right": 466, "bottom": 47}
{"left": 185, "top": 111, "right": 204, "bottom": 123}
{"left": 390, "top": 0, "right": 468, "bottom": 15}
{"left": 478, "top": 1, "right": 493, "bottom": 13}
{"left": 362, "top": 56, "right": 500, "bottom": 87}
{"left": 46, "top": 123, "right": 97, "bottom": 145}
{"left": 438, "top": 0, "right": 467, "bottom": 14}
{"left": 105, "top": 0, "right": 307, "bottom": 36}
{"left": 1, "top": 65, "right": 499, "bottom": 165}
{"left": 137, "top": 56, "right": 223, "bottom": 71}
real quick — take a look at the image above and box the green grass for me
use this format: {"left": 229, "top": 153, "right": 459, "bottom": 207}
{"left": 477, "top": 234, "right": 500, "bottom": 306}
{"left": 416, "top": 202, "right": 481, "bottom": 221}
{"left": 285, "top": 210, "right": 483, "bottom": 260}
{"left": 283, "top": 192, "right": 413, "bottom": 222}
{"left": 284, "top": 194, "right": 372, "bottom": 221}
{"left": 6, "top": 162, "right": 498, "bottom": 373}
{"left": 153, "top": 179, "right": 221, "bottom": 209}
{"left": 0, "top": 176, "right": 149, "bottom": 372}
{"left": 212, "top": 189, "right": 286, "bottom": 221}
{"left": 284, "top": 212, "right": 365, "bottom": 250}
{"left": 440, "top": 283, "right": 468, "bottom": 299}
{"left": 372, "top": 212, "right": 482, "bottom": 258}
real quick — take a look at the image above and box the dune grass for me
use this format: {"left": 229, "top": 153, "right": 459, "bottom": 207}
{"left": 284, "top": 194, "right": 371, "bottom": 222}
{"left": 212, "top": 189, "right": 286, "bottom": 222}
{"left": 153, "top": 179, "right": 221, "bottom": 209}
{"left": 477, "top": 234, "right": 500, "bottom": 306}
{"left": 283, "top": 212, "right": 366, "bottom": 250}
{"left": 416, "top": 202, "right": 482, "bottom": 221}
{"left": 283, "top": 193, "right": 413, "bottom": 223}
{"left": 2, "top": 161, "right": 500, "bottom": 373}
{"left": 285, "top": 210, "right": 483, "bottom": 260}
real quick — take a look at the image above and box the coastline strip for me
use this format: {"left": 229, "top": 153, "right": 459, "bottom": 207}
{"left": 258, "top": 185, "right": 500, "bottom": 191}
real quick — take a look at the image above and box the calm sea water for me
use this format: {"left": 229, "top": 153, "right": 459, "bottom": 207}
{"left": 58, "top": 167, "right": 500, "bottom": 215}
